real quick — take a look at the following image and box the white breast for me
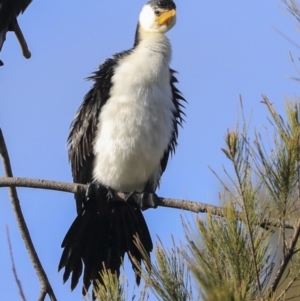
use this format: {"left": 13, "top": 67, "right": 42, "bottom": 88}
{"left": 93, "top": 35, "right": 175, "bottom": 192}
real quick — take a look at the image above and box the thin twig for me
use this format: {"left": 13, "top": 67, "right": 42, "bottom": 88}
{"left": 233, "top": 156, "right": 263, "bottom": 295}
{"left": 269, "top": 218, "right": 300, "bottom": 295}
{"left": 275, "top": 272, "right": 300, "bottom": 301}
{"left": 285, "top": 292, "right": 300, "bottom": 301}
{"left": 0, "top": 176, "right": 295, "bottom": 230}
{"left": 0, "top": 129, "right": 57, "bottom": 301}
{"left": 6, "top": 225, "right": 27, "bottom": 301}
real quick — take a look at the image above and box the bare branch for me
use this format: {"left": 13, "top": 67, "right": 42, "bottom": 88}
{"left": 275, "top": 271, "right": 300, "bottom": 301}
{"left": 285, "top": 292, "right": 300, "bottom": 301}
{"left": 6, "top": 225, "right": 27, "bottom": 301}
{"left": 0, "top": 176, "right": 85, "bottom": 194}
{"left": 269, "top": 219, "right": 300, "bottom": 294}
{"left": 0, "top": 176, "right": 295, "bottom": 230}
{"left": 0, "top": 129, "right": 57, "bottom": 301}
{"left": 38, "top": 290, "right": 47, "bottom": 301}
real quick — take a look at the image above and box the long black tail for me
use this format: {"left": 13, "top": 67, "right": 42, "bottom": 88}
{"left": 58, "top": 192, "right": 152, "bottom": 295}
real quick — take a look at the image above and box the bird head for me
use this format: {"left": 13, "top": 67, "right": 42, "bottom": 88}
{"left": 139, "top": 0, "right": 176, "bottom": 33}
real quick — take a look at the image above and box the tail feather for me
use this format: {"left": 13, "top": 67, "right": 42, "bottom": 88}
{"left": 58, "top": 195, "right": 152, "bottom": 295}
{"left": 124, "top": 205, "right": 151, "bottom": 284}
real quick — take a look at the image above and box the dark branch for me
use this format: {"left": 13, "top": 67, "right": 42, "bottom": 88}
{"left": 0, "top": 176, "right": 295, "bottom": 230}
{"left": 0, "top": 129, "right": 57, "bottom": 301}
{"left": 269, "top": 219, "right": 300, "bottom": 294}
{"left": 0, "top": 176, "right": 85, "bottom": 194}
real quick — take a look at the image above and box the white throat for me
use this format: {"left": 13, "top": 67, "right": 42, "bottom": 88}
{"left": 138, "top": 4, "right": 176, "bottom": 34}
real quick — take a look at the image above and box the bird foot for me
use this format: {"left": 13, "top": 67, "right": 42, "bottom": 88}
{"left": 85, "top": 182, "right": 115, "bottom": 202}
{"left": 125, "top": 191, "right": 159, "bottom": 211}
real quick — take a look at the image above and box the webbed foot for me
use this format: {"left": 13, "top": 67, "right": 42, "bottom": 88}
{"left": 85, "top": 182, "right": 115, "bottom": 202}
{"left": 126, "top": 191, "right": 159, "bottom": 211}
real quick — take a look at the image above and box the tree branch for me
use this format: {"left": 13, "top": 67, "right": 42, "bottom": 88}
{"left": 0, "top": 176, "right": 85, "bottom": 194}
{"left": 269, "top": 218, "right": 300, "bottom": 295}
{"left": 275, "top": 271, "right": 300, "bottom": 301}
{"left": 0, "top": 129, "right": 57, "bottom": 301}
{"left": 0, "top": 176, "right": 295, "bottom": 230}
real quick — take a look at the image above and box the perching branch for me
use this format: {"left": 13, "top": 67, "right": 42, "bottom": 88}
{"left": 0, "top": 176, "right": 85, "bottom": 194}
{"left": 0, "top": 176, "right": 295, "bottom": 230}
{"left": 0, "top": 129, "right": 57, "bottom": 301}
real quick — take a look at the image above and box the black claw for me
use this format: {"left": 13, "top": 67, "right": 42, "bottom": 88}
{"left": 125, "top": 192, "right": 138, "bottom": 208}
{"left": 106, "top": 187, "right": 115, "bottom": 199}
{"left": 126, "top": 191, "right": 159, "bottom": 211}
{"left": 85, "top": 182, "right": 115, "bottom": 204}
{"left": 85, "top": 182, "right": 96, "bottom": 200}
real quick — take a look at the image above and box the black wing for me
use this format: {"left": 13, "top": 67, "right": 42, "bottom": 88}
{"left": 0, "top": 0, "right": 32, "bottom": 31}
{"left": 159, "top": 69, "right": 186, "bottom": 176}
{"left": 67, "top": 58, "right": 116, "bottom": 213}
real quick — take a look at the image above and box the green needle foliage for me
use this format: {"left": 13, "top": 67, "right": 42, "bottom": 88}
{"left": 183, "top": 102, "right": 274, "bottom": 301}
{"left": 183, "top": 97, "right": 300, "bottom": 301}
{"left": 254, "top": 97, "right": 300, "bottom": 219}
{"left": 93, "top": 268, "right": 125, "bottom": 301}
{"left": 134, "top": 236, "right": 194, "bottom": 301}
{"left": 93, "top": 266, "right": 149, "bottom": 301}
{"left": 184, "top": 203, "right": 273, "bottom": 301}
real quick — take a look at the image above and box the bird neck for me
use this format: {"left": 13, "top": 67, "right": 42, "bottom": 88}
{"left": 133, "top": 26, "right": 172, "bottom": 62}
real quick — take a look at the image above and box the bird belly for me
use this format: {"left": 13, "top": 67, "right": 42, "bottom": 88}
{"left": 93, "top": 62, "right": 175, "bottom": 192}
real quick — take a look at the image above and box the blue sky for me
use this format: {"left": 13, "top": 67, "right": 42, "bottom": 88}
{"left": 0, "top": 0, "right": 299, "bottom": 300}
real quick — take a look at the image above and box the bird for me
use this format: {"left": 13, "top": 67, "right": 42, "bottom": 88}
{"left": 0, "top": 0, "right": 32, "bottom": 65}
{"left": 58, "top": 0, "right": 185, "bottom": 297}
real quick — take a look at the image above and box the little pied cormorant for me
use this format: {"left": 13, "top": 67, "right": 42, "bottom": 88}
{"left": 58, "top": 0, "right": 185, "bottom": 296}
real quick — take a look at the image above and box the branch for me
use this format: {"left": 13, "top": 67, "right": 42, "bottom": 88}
{"left": 0, "top": 176, "right": 85, "bottom": 194}
{"left": 0, "top": 176, "right": 295, "bottom": 230}
{"left": 0, "top": 129, "right": 57, "bottom": 301}
{"left": 269, "top": 218, "right": 300, "bottom": 295}
{"left": 275, "top": 271, "right": 300, "bottom": 301}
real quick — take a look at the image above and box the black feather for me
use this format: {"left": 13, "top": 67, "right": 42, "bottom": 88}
{"left": 0, "top": 0, "right": 32, "bottom": 32}
{"left": 59, "top": 193, "right": 152, "bottom": 297}
{"left": 67, "top": 58, "right": 116, "bottom": 213}
{"left": 147, "top": 0, "right": 176, "bottom": 11}
{"left": 158, "top": 69, "right": 186, "bottom": 179}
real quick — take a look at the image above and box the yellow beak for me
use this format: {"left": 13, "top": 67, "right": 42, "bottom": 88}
{"left": 156, "top": 9, "right": 176, "bottom": 26}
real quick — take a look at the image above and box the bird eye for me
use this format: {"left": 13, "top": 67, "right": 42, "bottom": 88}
{"left": 154, "top": 10, "right": 160, "bottom": 16}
